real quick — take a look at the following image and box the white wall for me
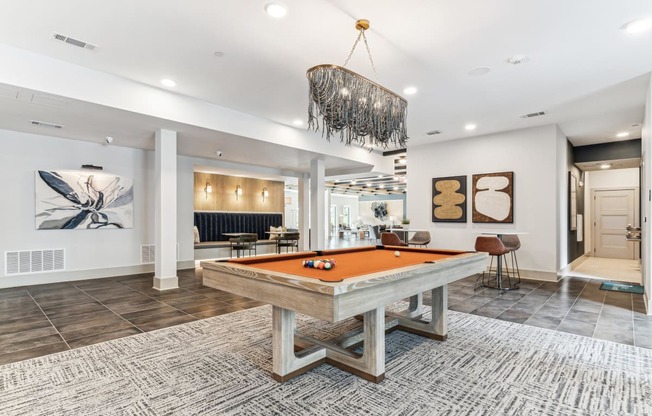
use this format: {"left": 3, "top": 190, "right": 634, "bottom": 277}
{"left": 642, "top": 73, "right": 652, "bottom": 310}
{"left": 407, "top": 125, "right": 560, "bottom": 276}
{"left": 588, "top": 168, "right": 640, "bottom": 189}
{"left": 556, "top": 126, "right": 569, "bottom": 269}
{"left": 331, "top": 194, "right": 360, "bottom": 227}
{"left": 0, "top": 129, "right": 195, "bottom": 288}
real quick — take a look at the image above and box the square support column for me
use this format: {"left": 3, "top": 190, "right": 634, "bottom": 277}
{"left": 298, "top": 173, "right": 310, "bottom": 251}
{"left": 154, "top": 129, "right": 179, "bottom": 290}
{"left": 310, "top": 159, "right": 325, "bottom": 250}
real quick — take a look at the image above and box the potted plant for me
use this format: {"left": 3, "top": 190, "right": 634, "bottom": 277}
{"left": 401, "top": 218, "right": 410, "bottom": 228}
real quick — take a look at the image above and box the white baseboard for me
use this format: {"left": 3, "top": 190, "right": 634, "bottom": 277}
{"left": 520, "top": 269, "right": 559, "bottom": 282}
{"left": 0, "top": 260, "right": 195, "bottom": 289}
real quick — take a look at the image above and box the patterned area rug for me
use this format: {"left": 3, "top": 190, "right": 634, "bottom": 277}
{"left": 0, "top": 305, "right": 650, "bottom": 415}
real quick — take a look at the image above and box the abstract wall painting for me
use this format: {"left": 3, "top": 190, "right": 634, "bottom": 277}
{"left": 472, "top": 171, "right": 513, "bottom": 223}
{"left": 35, "top": 170, "right": 133, "bottom": 230}
{"left": 371, "top": 201, "right": 388, "bottom": 221}
{"left": 432, "top": 176, "right": 466, "bottom": 222}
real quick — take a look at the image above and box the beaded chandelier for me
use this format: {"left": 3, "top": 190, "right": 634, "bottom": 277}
{"left": 307, "top": 19, "right": 408, "bottom": 149}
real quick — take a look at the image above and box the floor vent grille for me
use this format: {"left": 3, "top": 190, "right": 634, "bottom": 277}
{"left": 5, "top": 249, "right": 65, "bottom": 275}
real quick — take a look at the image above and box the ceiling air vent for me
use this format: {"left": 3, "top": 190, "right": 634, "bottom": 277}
{"left": 52, "top": 33, "right": 98, "bottom": 51}
{"left": 426, "top": 130, "right": 442, "bottom": 135}
{"left": 30, "top": 120, "right": 64, "bottom": 129}
{"left": 521, "top": 111, "right": 546, "bottom": 119}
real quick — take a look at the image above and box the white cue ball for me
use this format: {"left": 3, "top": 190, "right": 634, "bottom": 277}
{"left": 394, "top": 251, "right": 400, "bottom": 257}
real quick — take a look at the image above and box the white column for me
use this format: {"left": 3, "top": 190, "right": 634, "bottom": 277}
{"left": 310, "top": 159, "right": 325, "bottom": 250}
{"left": 298, "top": 173, "right": 310, "bottom": 251}
{"left": 154, "top": 129, "right": 179, "bottom": 290}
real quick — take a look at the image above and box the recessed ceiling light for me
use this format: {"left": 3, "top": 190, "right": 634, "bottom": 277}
{"left": 379, "top": 184, "right": 385, "bottom": 189}
{"left": 265, "top": 3, "right": 287, "bottom": 18}
{"left": 161, "top": 79, "right": 176, "bottom": 87}
{"left": 292, "top": 119, "right": 303, "bottom": 126}
{"left": 616, "top": 132, "right": 630, "bottom": 138}
{"left": 393, "top": 186, "right": 399, "bottom": 190}
{"left": 366, "top": 183, "right": 372, "bottom": 187}
{"left": 377, "top": 175, "right": 383, "bottom": 178}
{"left": 214, "top": 51, "right": 225, "bottom": 57}
{"left": 393, "top": 176, "right": 398, "bottom": 181}
{"left": 600, "top": 163, "right": 612, "bottom": 169}
{"left": 507, "top": 55, "right": 529, "bottom": 65}
{"left": 399, "top": 158, "right": 407, "bottom": 165}
{"left": 468, "top": 66, "right": 491, "bottom": 77}
{"left": 624, "top": 18, "right": 652, "bottom": 34}
{"left": 465, "top": 123, "right": 477, "bottom": 131}
{"left": 351, "top": 180, "right": 357, "bottom": 185}
{"left": 403, "top": 86, "right": 418, "bottom": 95}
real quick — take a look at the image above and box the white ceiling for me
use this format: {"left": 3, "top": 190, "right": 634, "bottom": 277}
{"left": 0, "top": 0, "right": 650, "bottom": 165}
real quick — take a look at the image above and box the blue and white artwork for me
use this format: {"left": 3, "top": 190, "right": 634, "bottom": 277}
{"left": 35, "top": 170, "right": 133, "bottom": 230}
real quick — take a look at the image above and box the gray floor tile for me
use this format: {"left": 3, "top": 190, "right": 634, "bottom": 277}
{"left": 557, "top": 319, "right": 596, "bottom": 337}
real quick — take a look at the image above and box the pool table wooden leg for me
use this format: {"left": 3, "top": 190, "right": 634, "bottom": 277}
{"left": 324, "top": 306, "right": 386, "bottom": 383}
{"left": 392, "top": 285, "right": 448, "bottom": 341}
{"left": 272, "top": 306, "right": 326, "bottom": 382}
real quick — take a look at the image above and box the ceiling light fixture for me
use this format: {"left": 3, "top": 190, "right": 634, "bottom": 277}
{"left": 468, "top": 66, "right": 491, "bottom": 77}
{"left": 265, "top": 3, "right": 287, "bottom": 18}
{"left": 399, "top": 158, "right": 407, "bottom": 165}
{"left": 507, "top": 55, "right": 529, "bottom": 65}
{"left": 403, "top": 86, "right": 418, "bottom": 95}
{"left": 465, "top": 123, "right": 477, "bottom": 131}
{"left": 292, "top": 119, "right": 304, "bottom": 126}
{"left": 161, "top": 79, "right": 176, "bottom": 87}
{"left": 616, "top": 132, "right": 630, "bottom": 138}
{"left": 624, "top": 18, "right": 652, "bottom": 34}
{"left": 600, "top": 163, "right": 612, "bottom": 169}
{"left": 307, "top": 19, "right": 408, "bottom": 149}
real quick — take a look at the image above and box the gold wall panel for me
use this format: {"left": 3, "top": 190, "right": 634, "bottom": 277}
{"left": 194, "top": 173, "right": 285, "bottom": 216}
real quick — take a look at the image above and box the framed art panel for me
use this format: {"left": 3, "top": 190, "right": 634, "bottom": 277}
{"left": 569, "top": 172, "right": 577, "bottom": 230}
{"left": 432, "top": 176, "right": 466, "bottom": 222}
{"left": 35, "top": 170, "right": 134, "bottom": 230}
{"left": 472, "top": 171, "right": 513, "bottom": 223}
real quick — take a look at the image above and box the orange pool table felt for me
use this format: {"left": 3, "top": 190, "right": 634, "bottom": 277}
{"left": 228, "top": 246, "right": 467, "bottom": 282}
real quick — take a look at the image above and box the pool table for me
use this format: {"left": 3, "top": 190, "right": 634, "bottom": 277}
{"left": 201, "top": 246, "right": 486, "bottom": 383}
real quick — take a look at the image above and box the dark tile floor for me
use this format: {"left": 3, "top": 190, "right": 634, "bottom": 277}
{"left": 0, "top": 269, "right": 649, "bottom": 366}
{"left": 437, "top": 275, "right": 651, "bottom": 349}
{"left": 0, "top": 268, "right": 264, "bottom": 365}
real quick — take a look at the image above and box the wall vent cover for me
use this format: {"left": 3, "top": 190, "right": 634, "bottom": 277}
{"left": 521, "top": 111, "right": 546, "bottom": 118}
{"left": 30, "top": 120, "right": 64, "bottom": 129}
{"left": 426, "top": 130, "right": 442, "bottom": 135}
{"left": 141, "top": 245, "right": 156, "bottom": 264}
{"left": 5, "top": 249, "right": 65, "bottom": 275}
{"left": 141, "top": 244, "right": 179, "bottom": 264}
{"left": 52, "top": 33, "right": 98, "bottom": 51}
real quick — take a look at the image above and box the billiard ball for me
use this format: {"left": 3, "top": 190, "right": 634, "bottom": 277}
{"left": 324, "top": 262, "right": 332, "bottom": 270}
{"left": 394, "top": 251, "right": 400, "bottom": 257}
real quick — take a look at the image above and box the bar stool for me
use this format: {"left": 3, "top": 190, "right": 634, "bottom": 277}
{"left": 408, "top": 231, "right": 431, "bottom": 247}
{"left": 473, "top": 236, "right": 514, "bottom": 291}
{"left": 501, "top": 235, "right": 521, "bottom": 285}
{"left": 380, "top": 232, "right": 408, "bottom": 247}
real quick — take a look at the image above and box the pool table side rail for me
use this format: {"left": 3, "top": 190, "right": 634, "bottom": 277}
{"left": 201, "top": 251, "right": 487, "bottom": 321}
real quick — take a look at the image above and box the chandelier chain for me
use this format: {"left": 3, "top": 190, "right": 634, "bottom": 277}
{"left": 342, "top": 30, "right": 378, "bottom": 80}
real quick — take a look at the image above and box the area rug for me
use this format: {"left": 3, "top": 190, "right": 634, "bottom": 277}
{"left": 0, "top": 305, "right": 650, "bottom": 415}
{"left": 599, "top": 281, "right": 645, "bottom": 294}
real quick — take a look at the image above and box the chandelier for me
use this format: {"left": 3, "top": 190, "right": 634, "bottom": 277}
{"left": 307, "top": 19, "right": 408, "bottom": 149}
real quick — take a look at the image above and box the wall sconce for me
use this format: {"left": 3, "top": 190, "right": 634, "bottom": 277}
{"left": 204, "top": 181, "right": 212, "bottom": 199}
{"left": 235, "top": 185, "right": 243, "bottom": 200}
{"left": 262, "top": 187, "right": 269, "bottom": 202}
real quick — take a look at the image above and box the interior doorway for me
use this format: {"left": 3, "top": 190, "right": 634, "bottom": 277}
{"left": 592, "top": 188, "right": 638, "bottom": 260}
{"left": 574, "top": 166, "right": 642, "bottom": 285}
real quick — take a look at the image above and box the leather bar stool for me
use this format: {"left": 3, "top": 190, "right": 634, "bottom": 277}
{"left": 380, "top": 232, "right": 409, "bottom": 247}
{"left": 501, "top": 235, "right": 521, "bottom": 285}
{"left": 408, "top": 231, "right": 431, "bottom": 247}
{"left": 473, "top": 236, "right": 514, "bottom": 291}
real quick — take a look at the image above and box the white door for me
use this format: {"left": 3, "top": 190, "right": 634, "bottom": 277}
{"left": 593, "top": 189, "right": 637, "bottom": 259}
